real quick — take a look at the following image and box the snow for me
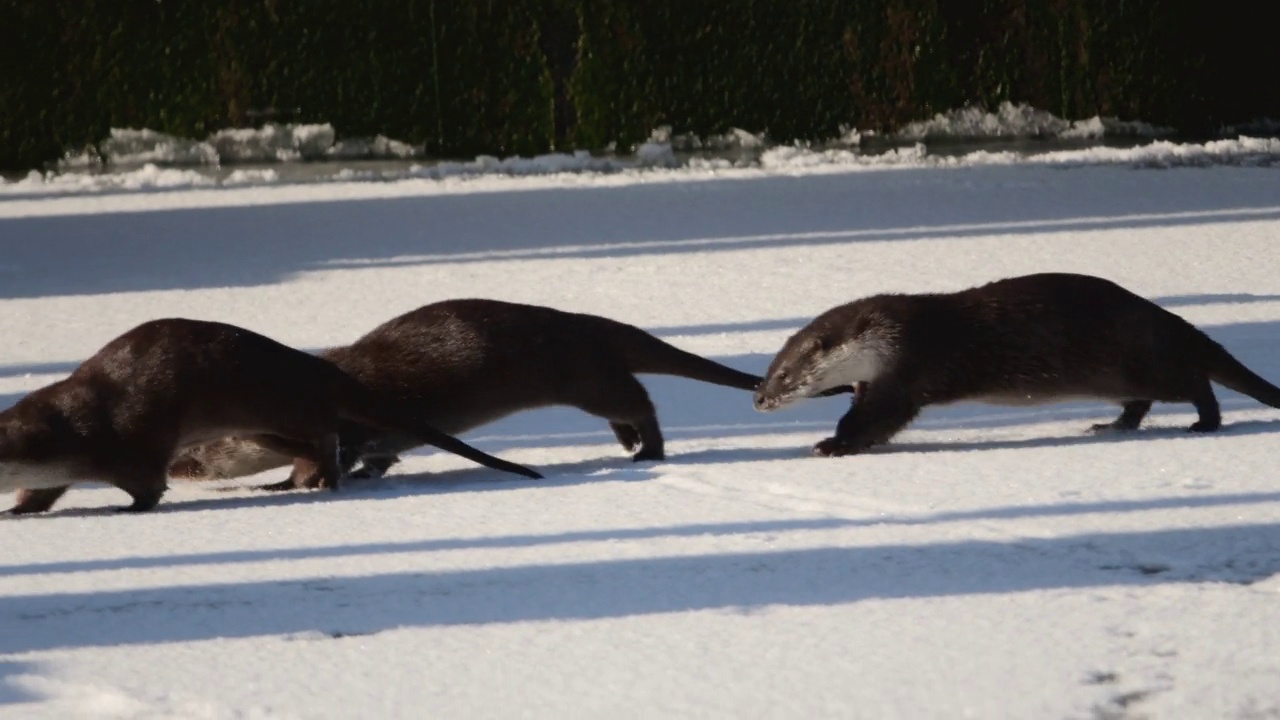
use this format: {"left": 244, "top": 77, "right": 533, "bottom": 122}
{"left": 16, "top": 102, "right": 1276, "bottom": 200}
{"left": 895, "top": 101, "right": 1172, "bottom": 141}
{"left": 7, "top": 134, "right": 1279, "bottom": 201}
{"left": 2, "top": 148, "right": 1280, "bottom": 718}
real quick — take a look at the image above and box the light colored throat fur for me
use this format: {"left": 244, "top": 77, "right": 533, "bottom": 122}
{"left": 800, "top": 334, "right": 892, "bottom": 396}
{"left": 0, "top": 460, "right": 84, "bottom": 492}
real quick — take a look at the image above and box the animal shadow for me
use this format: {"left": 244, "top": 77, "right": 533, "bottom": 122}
{"left": 881, "top": 417, "right": 1280, "bottom": 455}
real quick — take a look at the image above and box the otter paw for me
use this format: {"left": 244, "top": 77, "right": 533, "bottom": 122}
{"left": 1187, "top": 421, "right": 1221, "bottom": 433}
{"left": 812, "top": 437, "right": 853, "bottom": 457}
{"left": 631, "top": 447, "right": 665, "bottom": 462}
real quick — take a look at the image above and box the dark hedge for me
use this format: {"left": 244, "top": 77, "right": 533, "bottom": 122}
{"left": 2, "top": 0, "right": 1275, "bottom": 171}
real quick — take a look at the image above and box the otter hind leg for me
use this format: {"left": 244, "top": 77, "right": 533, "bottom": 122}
{"left": 625, "top": 417, "right": 664, "bottom": 462}
{"left": 1090, "top": 399, "right": 1153, "bottom": 433}
{"left": 574, "top": 373, "right": 665, "bottom": 462}
{"left": 251, "top": 433, "right": 343, "bottom": 492}
{"left": 610, "top": 422, "right": 643, "bottom": 453}
{"left": 1187, "top": 379, "right": 1222, "bottom": 433}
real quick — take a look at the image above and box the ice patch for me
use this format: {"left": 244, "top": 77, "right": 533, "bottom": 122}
{"left": 759, "top": 136, "right": 1280, "bottom": 171}
{"left": 6, "top": 163, "right": 217, "bottom": 194}
{"left": 222, "top": 168, "right": 281, "bottom": 186}
{"left": 760, "top": 143, "right": 928, "bottom": 169}
{"left": 421, "top": 150, "right": 624, "bottom": 179}
{"left": 327, "top": 135, "right": 420, "bottom": 160}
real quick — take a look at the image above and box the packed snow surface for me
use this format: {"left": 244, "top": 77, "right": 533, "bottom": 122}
{"left": 1, "top": 149, "right": 1279, "bottom": 719}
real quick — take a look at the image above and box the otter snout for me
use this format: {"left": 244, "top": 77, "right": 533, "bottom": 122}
{"left": 753, "top": 373, "right": 793, "bottom": 412}
{"left": 753, "top": 392, "right": 780, "bottom": 412}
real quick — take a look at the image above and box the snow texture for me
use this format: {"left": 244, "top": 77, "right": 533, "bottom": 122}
{"left": 1, "top": 140, "right": 1280, "bottom": 719}
{"left": 895, "top": 101, "right": 1173, "bottom": 140}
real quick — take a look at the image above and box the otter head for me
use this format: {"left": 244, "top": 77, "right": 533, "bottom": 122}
{"left": 753, "top": 308, "right": 893, "bottom": 412}
{"left": 167, "top": 453, "right": 210, "bottom": 480}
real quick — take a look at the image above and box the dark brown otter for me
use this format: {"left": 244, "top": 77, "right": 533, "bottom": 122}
{"left": 169, "top": 299, "right": 762, "bottom": 486}
{"left": 753, "top": 272, "right": 1280, "bottom": 456}
{"left": 2, "top": 318, "right": 541, "bottom": 515}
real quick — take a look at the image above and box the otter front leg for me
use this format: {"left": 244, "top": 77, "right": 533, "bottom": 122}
{"left": 119, "top": 482, "right": 167, "bottom": 513}
{"left": 1089, "top": 399, "right": 1153, "bottom": 433}
{"left": 813, "top": 385, "right": 921, "bottom": 457}
{"left": 8, "top": 486, "right": 70, "bottom": 515}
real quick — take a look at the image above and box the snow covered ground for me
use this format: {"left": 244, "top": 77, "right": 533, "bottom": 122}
{"left": 2, "top": 138, "right": 1280, "bottom": 718}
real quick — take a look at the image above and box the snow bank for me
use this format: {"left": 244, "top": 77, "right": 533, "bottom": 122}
{"left": 98, "top": 128, "right": 220, "bottom": 166}
{"left": 663, "top": 125, "right": 769, "bottom": 152}
{"left": 58, "top": 123, "right": 415, "bottom": 169}
{"left": 7, "top": 135, "right": 1278, "bottom": 199}
{"left": 5, "top": 165, "right": 218, "bottom": 194}
{"left": 6, "top": 135, "right": 1277, "bottom": 198}
{"left": 7, "top": 102, "right": 1278, "bottom": 199}
{"left": 210, "top": 123, "right": 335, "bottom": 163}
{"left": 46, "top": 102, "right": 1172, "bottom": 173}
{"left": 895, "top": 101, "right": 1172, "bottom": 141}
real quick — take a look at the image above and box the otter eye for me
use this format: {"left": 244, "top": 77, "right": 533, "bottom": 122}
{"left": 777, "top": 370, "right": 790, "bottom": 381}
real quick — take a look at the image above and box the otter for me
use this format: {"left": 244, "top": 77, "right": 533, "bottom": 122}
{"left": 1, "top": 318, "right": 542, "bottom": 515}
{"left": 168, "top": 299, "right": 763, "bottom": 486}
{"left": 753, "top": 273, "right": 1280, "bottom": 457}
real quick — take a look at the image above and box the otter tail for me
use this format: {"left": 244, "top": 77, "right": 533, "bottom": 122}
{"left": 329, "top": 365, "right": 543, "bottom": 479}
{"left": 613, "top": 323, "right": 761, "bottom": 390}
{"left": 1207, "top": 342, "right": 1280, "bottom": 409}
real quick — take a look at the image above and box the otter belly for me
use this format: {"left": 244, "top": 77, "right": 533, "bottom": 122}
{"left": 0, "top": 461, "right": 82, "bottom": 492}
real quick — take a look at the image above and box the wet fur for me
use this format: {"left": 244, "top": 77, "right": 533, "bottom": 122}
{"left": 2, "top": 318, "right": 541, "bottom": 515}
{"left": 169, "top": 299, "right": 762, "bottom": 486}
{"left": 754, "top": 273, "right": 1280, "bottom": 457}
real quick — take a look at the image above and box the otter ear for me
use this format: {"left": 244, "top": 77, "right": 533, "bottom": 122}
{"left": 811, "top": 336, "right": 830, "bottom": 353}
